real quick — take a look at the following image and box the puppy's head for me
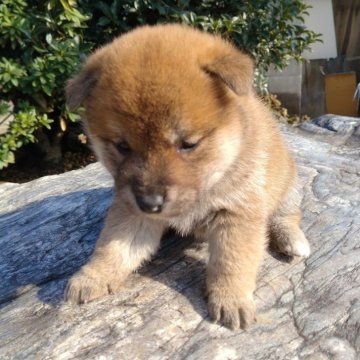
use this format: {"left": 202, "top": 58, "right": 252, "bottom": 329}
{"left": 66, "top": 25, "right": 254, "bottom": 218}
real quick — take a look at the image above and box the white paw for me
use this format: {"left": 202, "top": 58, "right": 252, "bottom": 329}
{"left": 284, "top": 237, "right": 311, "bottom": 258}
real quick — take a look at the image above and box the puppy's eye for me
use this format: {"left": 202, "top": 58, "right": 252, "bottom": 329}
{"left": 115, "top": 141, "right": 131, "bottom": 155}
{"left": 178, "top": 140, "right": 199, "bottom": 153}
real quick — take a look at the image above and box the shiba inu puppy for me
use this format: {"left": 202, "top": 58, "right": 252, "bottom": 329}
{"left": 65, "top": 24, "right": 310, "bottom": 329}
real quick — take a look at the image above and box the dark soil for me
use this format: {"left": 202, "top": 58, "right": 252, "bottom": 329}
{"left": 0, "top": 148, "right": 96, "bottom": 184}
{"left": 0, "top": 122, "right": 97, "bottom": 184}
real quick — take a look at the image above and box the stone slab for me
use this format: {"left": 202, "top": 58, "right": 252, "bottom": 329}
{"left": 0, "top": 116, "right": 359, "bottom": 359}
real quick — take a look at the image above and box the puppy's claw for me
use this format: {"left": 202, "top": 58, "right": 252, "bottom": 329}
{"left": 207, "top": 285, "right": 256, "bottom": 330}
{"left": 239, "top": 307, "right": 256, "bottom": 330}
{"left": 208, "top": 300, "right": 221, "bottom": 322}
{"left": 222, "top": 307, "right": 240, "bottom": 330}
{"left": 65, "top": 271, "right": 121, "bottom": 304}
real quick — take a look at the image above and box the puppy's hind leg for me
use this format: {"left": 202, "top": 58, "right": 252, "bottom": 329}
{"left": 269, "top": 188, "right": 310, "bottom": 258}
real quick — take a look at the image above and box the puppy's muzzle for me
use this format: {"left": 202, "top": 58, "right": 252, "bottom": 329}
{"left": 135, "top": 194, "right": 164, "bottom": 213}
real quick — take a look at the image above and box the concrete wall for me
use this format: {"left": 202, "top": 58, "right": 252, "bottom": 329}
{"left": 303, "top": 0, "right": 337, "bottom": 60}
{"left": 267, "top": 61, "right": 302, "bottom": 115}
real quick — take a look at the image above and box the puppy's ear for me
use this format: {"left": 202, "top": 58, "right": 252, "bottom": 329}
{"left": 66, "top": 63, "right": 100, "bottom": 111}
{"left": 202, "top": 50, "right": 254, "bottom": 96}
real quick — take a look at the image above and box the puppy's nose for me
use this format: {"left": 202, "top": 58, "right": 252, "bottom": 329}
{"left": 135, "top": 194, "right": 164, "bottom": 213}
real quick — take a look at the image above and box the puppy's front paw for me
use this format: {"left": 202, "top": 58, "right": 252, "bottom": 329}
{"left": 207, "top": 284, "right": 256, "bottom": 330}
{"left": 65, "top": 270, "right": 121, "bottom": 304}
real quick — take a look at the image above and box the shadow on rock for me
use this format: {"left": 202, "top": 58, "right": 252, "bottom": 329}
{"left": 0, "top": 187, "right": 113, "bottom": 308}
{"left": 1, "top": 186, "right": 293, "bottom": 323}
{"left": 140, "top": 230, "right": 209, "bottom": 321}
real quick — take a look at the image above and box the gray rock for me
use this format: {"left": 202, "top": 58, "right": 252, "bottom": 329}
{"left": 0, "top": 116, "right": 359, "bottom": 359}
{"left": 299, "top": 114, "right": 360, "bottom": 148}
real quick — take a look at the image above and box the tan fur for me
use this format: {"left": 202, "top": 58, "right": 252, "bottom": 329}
{"left": 65, "top": 24, "right": 310, "bottom": 329}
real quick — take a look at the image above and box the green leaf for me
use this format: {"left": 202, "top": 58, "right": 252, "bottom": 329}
{"left": 98, "top": 16, "right": 111, "bottom": 26}
{"left": 10, "top": 78, "right": 19, "bottom": 86}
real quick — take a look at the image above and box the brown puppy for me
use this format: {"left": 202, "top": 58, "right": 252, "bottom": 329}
{"left": 65, "top": 24, "right": 310, "bottom": 330}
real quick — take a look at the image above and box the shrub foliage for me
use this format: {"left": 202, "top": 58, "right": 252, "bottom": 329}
{"left": 0, "top": 0, "right": 89, "bottom": 168}
{"left": 0, "top": 0, "right": 321, "bottom": 169}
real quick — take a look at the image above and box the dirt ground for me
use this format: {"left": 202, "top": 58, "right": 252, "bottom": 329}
{"left": 0, "top": 147, "right": 96, "bottom": 184}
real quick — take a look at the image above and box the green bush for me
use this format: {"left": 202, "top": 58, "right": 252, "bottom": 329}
{"left": 0, "top": 0, "right": 321, "bottom": 169}
{"left": 0, "top": 0, "right": 89, "bottom": 168}
{"left": 84, "top": 0, "right": 321, "bottom": 90}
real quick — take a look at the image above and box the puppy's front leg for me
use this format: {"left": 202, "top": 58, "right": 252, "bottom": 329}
{"left": 65, "top": 201, "right": 165, "bottom": 304}
{"left": 206, "top": 210, "right": 266, "bottom": 330}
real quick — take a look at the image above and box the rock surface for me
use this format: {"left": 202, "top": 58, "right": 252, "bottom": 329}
{"left": 0, "top": 115, "right": 359, "bottom": 360}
